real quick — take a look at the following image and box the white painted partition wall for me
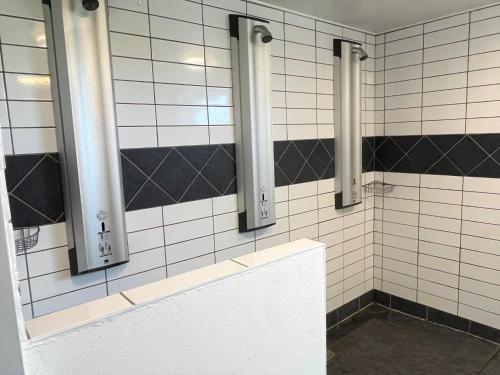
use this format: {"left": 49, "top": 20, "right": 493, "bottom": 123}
{"left": 21, "top": 240, "right": 326, "bottom": 375}
{"left": 0, "top": 131, "right": 26, "bottom": 374}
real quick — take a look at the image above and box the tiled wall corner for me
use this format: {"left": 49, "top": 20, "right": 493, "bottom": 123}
{"left": 373, "top": 3, "right": 500, "bottom": 331}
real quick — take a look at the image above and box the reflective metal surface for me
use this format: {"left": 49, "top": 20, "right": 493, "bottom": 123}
{"left": 230, "top": 15, "right": 276, "bottom": 232}
{"left": 43, "top": 0, "right": 128, "bottom": 274}
{"left": 334, "top": 39, "right": 364, "bottom": 209}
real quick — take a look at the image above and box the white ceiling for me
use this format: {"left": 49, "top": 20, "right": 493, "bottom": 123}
{"left": 262, "top": 0, "right": 500, "bottom": 33}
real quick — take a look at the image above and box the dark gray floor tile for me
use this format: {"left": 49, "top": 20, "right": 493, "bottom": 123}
{"left": 327, "top": 305, "right": 500, "bottom": 375}
{"left": 481, "top": 349, "right": 500, "bottom": 375}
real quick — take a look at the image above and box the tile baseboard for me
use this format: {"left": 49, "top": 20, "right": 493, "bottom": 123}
{"left": 373, "top": 290, "right": 500, "bottom": 344}
{"left": 327, "top": 290, "right": 500, "bottom": 345}
{"left": 326, "top": 290, "right": 375, "bottom": 329}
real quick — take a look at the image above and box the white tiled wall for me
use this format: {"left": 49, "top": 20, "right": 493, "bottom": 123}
{"left": 374, "top": 172, "right": 500, "bottom": 330}
{"left": 0, "top": 0, "right": 375, "bottom": 319}
{"left": 374, "top": 3, "right": 500, "bottom": 330}
{"left": 375, "top": 4, "right": 500, "bottom": 136}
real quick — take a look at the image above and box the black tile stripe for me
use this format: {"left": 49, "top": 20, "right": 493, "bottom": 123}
{"left": 7, "top": 133, "right": 500, "bottom": 228}
{"left": 6, "top": 138, "right": 349, "bottom": 228}
{"left": 374, "top": 133, "right": 500, "bottom": 177}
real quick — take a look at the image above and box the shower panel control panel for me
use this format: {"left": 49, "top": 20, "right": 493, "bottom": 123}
{"left": 97, "top": 211, "right": 112, "bottom": 258}
{"left": 259, "top": 192, "right": 269, "bottom": 220}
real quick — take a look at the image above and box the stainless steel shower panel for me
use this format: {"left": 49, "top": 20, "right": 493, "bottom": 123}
{"left": 43, "top": 0, "right": 129, "bottom": 274}
{"left": 334, "top": 39, "right": 366, "bottom": 209}
{"left": 230, "top": 15, "right": 276, "bottom": 232}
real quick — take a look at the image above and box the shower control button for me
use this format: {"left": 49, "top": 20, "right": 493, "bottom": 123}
{"left": 260, "top": 200, "right": 269, "bottom": 219}
{"left": 98, "top": 229, "right": 112, "bottom": 257}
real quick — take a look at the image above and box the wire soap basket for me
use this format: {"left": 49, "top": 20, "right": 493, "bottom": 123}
{"left": 14, "top": 227, "right": 40, "bottom": 254}
{"left": 363, "top": 181, "right": 394, "bottom": 195}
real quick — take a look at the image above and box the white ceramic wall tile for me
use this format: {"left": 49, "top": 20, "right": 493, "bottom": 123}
{"left": 155, "top": 83, "right": 207, "bottom": 105}
{"left": 247, "top": 3, "right": 283, "bottom": 23}
{"left": 106, "top": 247, "right": 166, "bottom": 281}
{"left": 2, "top": 45, "right": 49, "bottom": 74}
{"left": 110, "top": 33, "right": 151, "bottom": 59}
{"left": 149, "top": 0, "right": 202, "bottom": 23}
{"left": 5, "top": 73, "right": 51, "bottom": 100}
{"left": 0, "top": 16, "right": 46, "bottom": 47}
{"left": 108, "top": 8, "right": 149, "bottom": 36}
{"left": 150, "top": 16, "right": 204, "bottom": 45}
{"left": 32, "top": 284, "right": 108, "bottom": 318}
{"left": 167, "top": 253, "right": 215, "bottom": 277}
{"left": 9, "top": 101, "right": 54, "bottom": 127}
{"left": 425, "top": 13, "right": 469, "bottom": 33}
{"left": 118, "top": 127, "right": 157, "bottom": 148}
{"left": 12, "top": 128, "right": 57, "bottom": 153}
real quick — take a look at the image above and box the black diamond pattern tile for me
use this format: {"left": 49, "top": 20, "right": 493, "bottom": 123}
{"left": 492, "top": 148, "right": 500, "bottom": 164}
{"left": 221, "top": 143, "right": 235, "bottom": 159}
{"left": 121, "top": 156, "right": 148, "bottom": 204}
{"left": 322, "top": 138, "right": 335, "bottom": 156}
{"left": 323, "top": 160, "right": 335, "bottom": 179}
{"left": 5, "top": 153, "right": 44, "bottom": 191}
{"left": 362, "top": 138, "right": 375, "bottom": 172}
{"left": 177, "top": 145, "right": 217, "bottom": 170}
{"left": 294, "top": 139, "right": 317, "bottom": 159}
{"left": 225, "top": 178, "right": 237, "bottom": 195}
{"left": 392, "top": 156, "right": 420, "bottom": 174}
{"left": 308, "top": 142, "right": 331, "bottom": 178}
{"left": 274, "top": 141, "right": 288, "bottom": 162}
{"left": 295, "top": 164, "right": 317, "bottom": 184}
{"left": 469, "top": 158, "right": 500, "bottom": 178}
{"left": 121, "top": 147, "right": 170, "bottom": 175}
{"left": 8, "top": 194, "right": 54, "bottom": 228}
{"left": 277, "top": 143, "right": 305, "bottom": 183}
{"left": 427, "top": 156, "right": 462, "bottom": 176}
{"left": 428, "top": 134, "right": 464, "bottom": 153}
{"left": 447, "top": 136, "right": 489, "bottom": 175}
{"left": 9, "top": 155, "right": 64, "bottom": 226}
{"left": 276, "top": 139, "right": 336, "bottom": 184}
{"left": 392, "top": 135, "right": 420, "bottom": 153}
{"left": 126, "top": 180, "right": 174, "bottom": 211}
{"left": 408, "top": 137, "right": 443, "bottom": 173}
{"left": 181, "top": 175, "right": 219, "bottom": 202}
{"left": 375, "top": 138, "right": 405, "bottom": 171}
{"left": 200, "top": 146, "right": 235, "bottom": 194}
{"left": 470, "top": 133, "right": 500, "bottom": 154}
{"left": 275, "top": 167, "right": 290, "bottom": 187}
{"left": 151, "top": 149, "right": 198, "bottom": 201}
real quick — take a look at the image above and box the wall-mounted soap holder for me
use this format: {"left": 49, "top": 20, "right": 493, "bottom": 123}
{"left": 14, "top": 227, "right": 40, "bottom": 254}
{"left": 363, "top": 181, "right": 394, "bottom": 195}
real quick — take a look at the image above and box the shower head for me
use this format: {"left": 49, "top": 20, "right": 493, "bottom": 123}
{"left": 253, "top": 25, "right": 273, "bottom": 43}
{"left": 352, "top": 46, "right": 368, "bottom": 61}
{"left": 82, "top": 0, "right": 99, "bottom": 11}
